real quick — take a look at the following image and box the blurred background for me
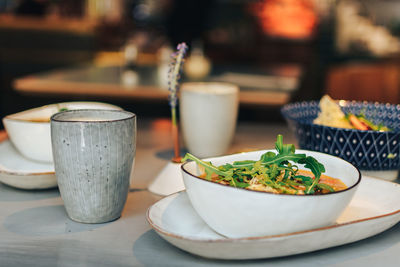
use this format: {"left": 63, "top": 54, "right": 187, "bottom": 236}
{"left": 1, "top": 0, "right": 400, "bottom": 127}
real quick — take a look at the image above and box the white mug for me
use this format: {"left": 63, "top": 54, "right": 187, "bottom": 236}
{"left": 180, "top": 82, "right": 239, "bottom": 158}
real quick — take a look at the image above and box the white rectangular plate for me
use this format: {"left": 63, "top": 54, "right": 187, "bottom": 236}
{"left": 147, "top": 176, "right": 400, "bottom": 260}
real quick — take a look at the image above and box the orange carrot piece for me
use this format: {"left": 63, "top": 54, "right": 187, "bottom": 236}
{"left": 348, "top": 114, "right": 370, "bottom": 130}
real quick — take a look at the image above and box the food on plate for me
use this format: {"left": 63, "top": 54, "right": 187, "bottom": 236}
{"left": 22, "top": 107, "right": 69, "bottom": 123}
{"left": 313, "top": 95, "right": 352, "bottom": 129}
{"left": 313, "top": 95, "right": 391, "bottom": 131}
{"left": 182, "top": 135, "right": 347, "bottom": 195}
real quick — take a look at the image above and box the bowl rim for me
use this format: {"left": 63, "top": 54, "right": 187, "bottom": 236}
{"left": 282, "top": 99, "right": 400, "bottom": 110}
{"left": 281, "top": 100, "right": 400, "bottom": 133}
{"left": 181, "top": 149, "right": 362, "bottom": 197}
{"left": 2, "top": 101, "right": 122, "bottom": 124}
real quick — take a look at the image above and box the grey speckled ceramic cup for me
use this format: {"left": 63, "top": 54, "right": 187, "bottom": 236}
{"left": 51, "top": 109, "right": 136, "bottom": 223}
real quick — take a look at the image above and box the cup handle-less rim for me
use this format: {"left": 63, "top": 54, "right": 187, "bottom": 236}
{"left": 51, "top": 109, "right": 136, "bottom": 123}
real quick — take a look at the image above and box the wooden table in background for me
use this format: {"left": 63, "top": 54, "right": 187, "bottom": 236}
{"left": 325, "top": 61, "right": 400, "bottom": 104}
{"left": 13, "top": 64, "right": 300, "bottom": 106}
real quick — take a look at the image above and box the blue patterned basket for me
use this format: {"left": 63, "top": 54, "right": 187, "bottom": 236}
{"left": 281, "top": 101, "right": 400, "bottom": 171}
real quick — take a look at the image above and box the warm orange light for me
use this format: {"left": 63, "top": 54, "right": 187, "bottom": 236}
{"left": 152, "top": 118, "right": 172, "bottom": 132}
{"left": 251, "top": 0, "right": 317, "bottom": 39}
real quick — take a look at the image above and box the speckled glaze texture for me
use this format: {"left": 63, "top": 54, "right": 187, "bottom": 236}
{"left": 51, "top": 109, "right": 136, "bottom": 223}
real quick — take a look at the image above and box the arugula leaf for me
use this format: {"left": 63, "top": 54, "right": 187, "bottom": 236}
{"left": 275, "top": 134, "right": 295, "bottom": 154}
{"left": 298, "top": 156, "right": 326, "bottom": 194}
{"left": 181, "top": 134, "right": 327, "bottom": 194}
{"left": 317, "top": 183, "right": 335, "bottom": 192}
{"left": 231, "top": 178, "right": 249, "bottom": 188}
{"left": 294, "top": 175, "right": 313, "bottom": 185}
{"left": 181, "top": 153, "right": 229, "bottom": 177}
{"left": 232, "top": 160, "right": 257, "bottom": 168}
{"left": 260, "top": 153, "right": 307, "bottom": 166}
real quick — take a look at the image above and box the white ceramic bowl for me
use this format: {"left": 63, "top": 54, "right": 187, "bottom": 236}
{"left": 2, "top": 102, "right": 122, "bottom": 163}
{"left": 181, "top": 150, "right": 361, "bottom": 238}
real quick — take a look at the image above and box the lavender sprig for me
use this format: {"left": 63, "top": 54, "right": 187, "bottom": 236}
{"left": 167, "top": 42, "right": 188, "bottom": 162}
{"left": 168, "top": 42, "right": 188, "bottom": 111}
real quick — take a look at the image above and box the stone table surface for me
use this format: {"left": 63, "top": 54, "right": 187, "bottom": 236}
{"left": 0, "top": 118, "right": 398, "bottom": 267}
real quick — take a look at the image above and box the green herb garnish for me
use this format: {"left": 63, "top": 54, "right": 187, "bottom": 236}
{"left": 345, "top": 112, "right": 391, "bottom": 132}
{"left": 181, "top": 134, "right": 327, "bottom": 195}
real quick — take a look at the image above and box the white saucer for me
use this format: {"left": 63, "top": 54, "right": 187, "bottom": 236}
{"left": 147, "top": 176, "right": 400, "bottom": 260}
{"left": 0, "top": 139, "right": 56, "bottom": 189}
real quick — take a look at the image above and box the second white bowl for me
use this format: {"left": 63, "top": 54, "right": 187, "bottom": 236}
{"left": 3, "top": 102, "right": 121, "bottom": 163}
